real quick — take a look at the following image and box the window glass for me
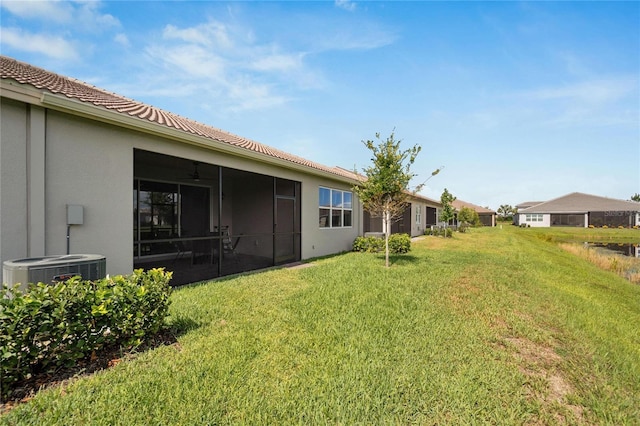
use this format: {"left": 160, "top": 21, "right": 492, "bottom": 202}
{"left": 319, "top": 187, "right": 331, "bottom": 208}
{"left": 343, "top": 210, "right": 352, "bottom": 227}
{"left": 331, "top": 190, "right": 342, "bottom": 208}
{"left": 343, "top": 192, "right": 352, "bottom": 209}
{"left": 319, "top": 187, "right": 353, "bottom": 228}
{"left": 331, "top": 209, "right": 342, "bottom": 227}
{"left": 138, "top": 181, "right": 179, "bottom": 239}
{"left": 319, "top": 208, "right": 330, "bottom": 228}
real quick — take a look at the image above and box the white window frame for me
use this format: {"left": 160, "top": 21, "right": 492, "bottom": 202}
{"left": 525, "top": 213, "right": 543, "bottom": 222}
{"left": 416, "top": 205, "right": 422, "bottom": 226}
{"left": 319, "top": 187, "right": 353, "bottom": 229}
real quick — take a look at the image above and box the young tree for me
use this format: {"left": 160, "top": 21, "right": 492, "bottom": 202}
{"left": 631, "top": 193, "right": 640, "bottom": 202}
{"left": 458, "top": 206, "right": 480, "bottom": 227}
{"left": 497, "top": 204, "right": 515, "bottom": 220}
{"left": 439, "top": 188, "right": 456, "bottom": 236}
{"left": 353, "top": 131, "right": 421, "bottom": 267}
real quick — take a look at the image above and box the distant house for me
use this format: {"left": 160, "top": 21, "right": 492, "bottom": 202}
{"left": 452, "top": 199, "right": 496, "bottom": 227}
{"left": 363, "top": 193, "right": 442, "bottom": 236}
{"left": 514, "top": 192, "right": 640, "bottom": 228}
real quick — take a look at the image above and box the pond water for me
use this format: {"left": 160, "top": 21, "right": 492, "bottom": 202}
{"left": 585, "top": 242, "right": 640, "bottom": 258}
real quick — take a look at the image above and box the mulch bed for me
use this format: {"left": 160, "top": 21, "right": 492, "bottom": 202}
{"left": 1, "top": 330, "right": 178, "bottom": 414}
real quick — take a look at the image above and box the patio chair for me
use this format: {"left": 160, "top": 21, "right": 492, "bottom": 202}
{"left": 172, "top": 238, "right": 187, "bottom": 263}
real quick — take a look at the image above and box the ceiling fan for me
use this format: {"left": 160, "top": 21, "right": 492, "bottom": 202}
{"left": 189, "top": 161, "right": 201, "bottom": 181}
{"left": 180, "top": 161, "right": 215, "bottom": 183}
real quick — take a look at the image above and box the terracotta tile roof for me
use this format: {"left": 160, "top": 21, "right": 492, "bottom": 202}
{"left": 0, "top": 55, "right": 357, "bottom": 181}
{"left": 452, "top": 199, "right": 495, "bottom": 214}
{"left": 520, "top": 192, "right": 640, "bottom": 213}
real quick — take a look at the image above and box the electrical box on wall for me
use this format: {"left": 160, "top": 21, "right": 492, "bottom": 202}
{"left": 67, "top": 204, "right": 84, "bottom": 225}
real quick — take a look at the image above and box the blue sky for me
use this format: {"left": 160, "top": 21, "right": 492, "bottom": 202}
{"left": 1, "top": 1, "right": 638, "bottom": 209}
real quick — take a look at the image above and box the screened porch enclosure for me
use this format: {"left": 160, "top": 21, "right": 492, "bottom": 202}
{"left": 133, "top": 150, "right": 301, "bottom": 286}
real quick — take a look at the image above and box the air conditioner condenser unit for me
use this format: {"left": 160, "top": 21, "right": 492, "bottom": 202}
{"left": 3, "top": 254, "right": 106, "bottom": 292}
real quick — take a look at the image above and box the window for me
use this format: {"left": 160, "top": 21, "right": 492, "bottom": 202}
{"left": 525, "top": 213, "right": 543, "bottom": 222}
{"left": 416, "top": 206, "right": 422, "bottom": 225}
{"left": 319, "top": 187, "right": 352, "bottom": 228}
{"left": 137, "top": 181, "right": 179, "bottom": 239}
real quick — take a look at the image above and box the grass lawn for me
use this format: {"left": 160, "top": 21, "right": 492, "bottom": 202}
{"left": 516, "top": 224, "right": 640, "bottom": 243}
{"left": 2, "top": 226, "right": 639, "bottom": 424}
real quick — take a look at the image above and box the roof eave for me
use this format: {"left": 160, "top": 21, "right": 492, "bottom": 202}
{"left": 1, "top": 79, "right": 43, "bottom": 105}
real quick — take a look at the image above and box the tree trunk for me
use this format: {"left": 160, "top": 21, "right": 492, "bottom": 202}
{"left": 385, "top": 209, "right": 390, "bottom": 268}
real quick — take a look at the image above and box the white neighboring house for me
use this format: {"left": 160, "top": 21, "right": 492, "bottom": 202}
{"left": 0, "top": 56, "right": 365, "bottom": 286}
{"left": 514, "top": 192, "right": 640, "bottom": 228}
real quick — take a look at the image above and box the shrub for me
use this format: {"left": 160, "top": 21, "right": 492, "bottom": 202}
{"left": 457, "top": 207, "right": 481, "bottom": 227}
{"left": 352, "top": 236, "right": 385, "bottom": 253}
{"left": 0, "top": 268, "right": 172, "bottom": 399}
{"left": 352, "top": 236, "right": 369, "bottom": 252}
{"left": 353, "top": 234, "right": 410, "bottom": 253}
{"left": 427, "top": 227, "right": 454, "bottom": 238}
{"left": 388, "top": 233, "right": 411, "bottom": 254}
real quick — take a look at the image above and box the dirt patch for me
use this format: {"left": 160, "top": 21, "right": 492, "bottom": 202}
{"left": 505, "top": 337, "right": 585, "bottom": 423}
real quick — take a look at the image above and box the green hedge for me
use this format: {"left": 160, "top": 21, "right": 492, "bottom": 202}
{"left": 0, "top": 268, "right": 172, "bottom": 399}
{"left": 353, "top": 236, "right": 385, "bottom": 253}
{"left": 388, "top": 233, "right": 411, "bottom": 254}
{"left": 353, "top": 234, "right": 411, "bottom": 254}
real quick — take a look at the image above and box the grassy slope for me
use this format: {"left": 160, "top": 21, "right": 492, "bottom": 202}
{"left": 2, "top": 226, "right": 639, "bottom": 425}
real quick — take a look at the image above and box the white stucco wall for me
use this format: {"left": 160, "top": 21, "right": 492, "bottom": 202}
{"left": 1, "top": 99, "right": 29, "bottom": 279}
{"left": 516, "top": 213, "right": 551, "bottom": 227}
{"left": 44, "top": 111, "right": 133, "bottom": 275}
{"left": 302, "top": 177, "right": 361, "bottom": 258}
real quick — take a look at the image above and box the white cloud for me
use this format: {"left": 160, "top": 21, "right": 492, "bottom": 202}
{"left": 314, "top": 27, "right": 397, "bottom": 51}
{"left": 0, "top": 27, "right": 78, "bottom": 60}
{"left": 0, "top": 0, "right": 74, "bottom": 23}
{"left": 523, "top": 77, "right": 637, "bottom": 105}
{"left": 114, "top": 33, "right": 129, "bottom": 47}
{"left": 148, "top": 44, "right": 227, "bottom": 79}
{"left": 512, "top": 76, "right": 639, "bottom": 127}
{"left": 142, "top": 18, "right": 324, "bottom": 112}
{"left": 0, "top": 0, "right": 120, "bottom": 61}
{"left": 0, "top": 0, "right": 119, "bottom": 31}
{"left": 227, "top": 79, "right": 289, "bottom": 111}
{"left": 335, "top": 0, "right": 357, "bottom": 12}
{"left": 136, "top": 12, "right": 394, "bottom": 113}
{"left": 250, "top": 51, "right": 305, "bottom": 73}
{"left": 162, "top": 21, "right": 232, "bottom": 49}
